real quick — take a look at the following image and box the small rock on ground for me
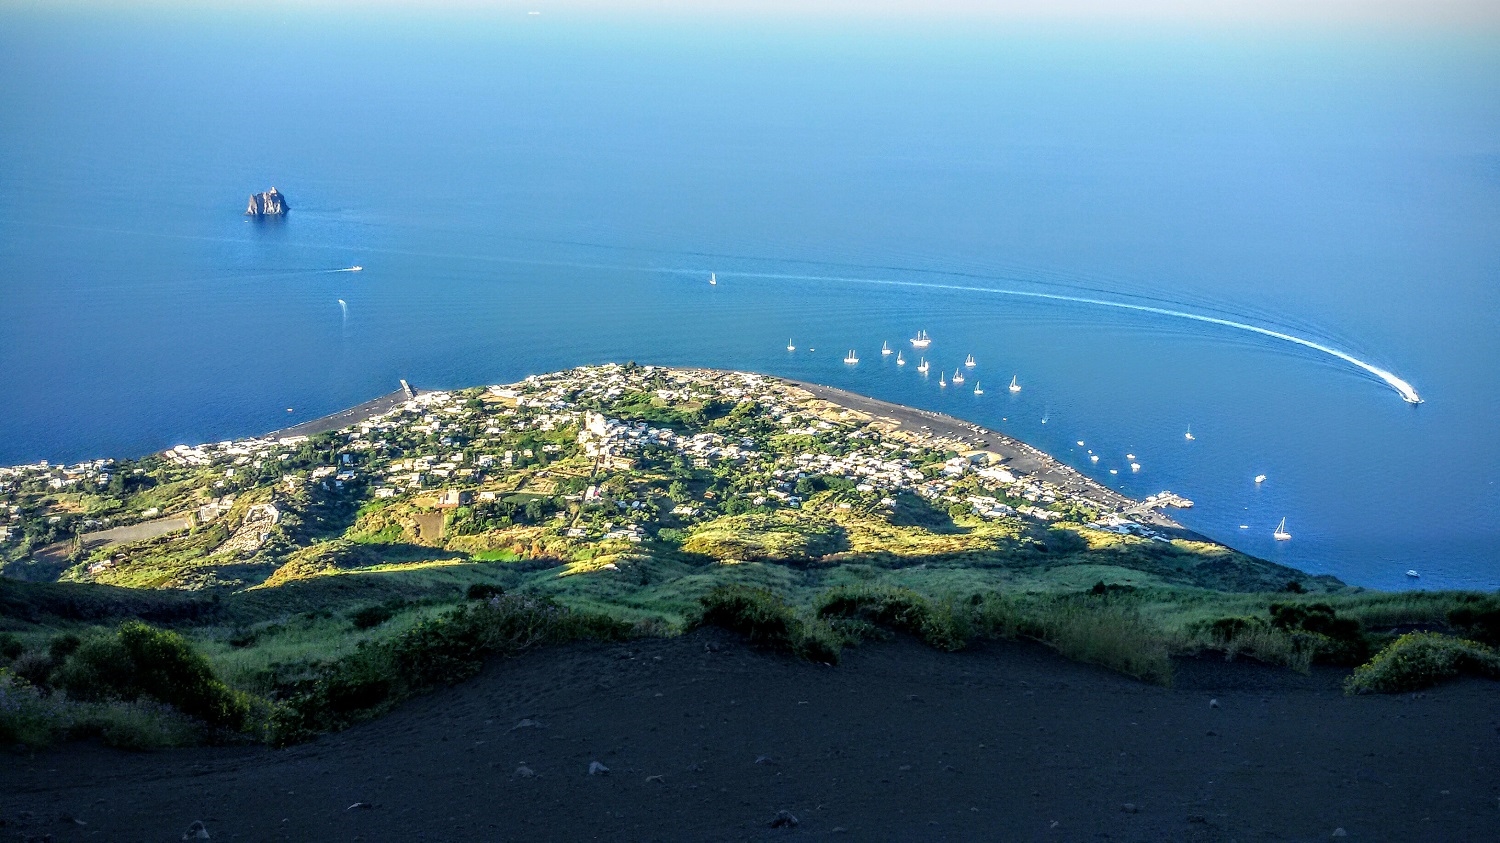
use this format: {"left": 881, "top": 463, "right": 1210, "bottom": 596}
{"left": 588, "top": 761, "right": 610, "bottom": 776}
{"left": 770, "top": 810, "right": 799, "bottom": 828}
{"left": 182, "top": 820, "right": 210, "bottom": 840}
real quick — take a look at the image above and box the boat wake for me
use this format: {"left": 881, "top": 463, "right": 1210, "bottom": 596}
{"left": 723, "top": 271, "right": 1424, "bottom": 405}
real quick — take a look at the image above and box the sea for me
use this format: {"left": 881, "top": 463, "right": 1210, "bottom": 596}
{"left": 2, "top": 9, "right": 1497, "bottom": 590}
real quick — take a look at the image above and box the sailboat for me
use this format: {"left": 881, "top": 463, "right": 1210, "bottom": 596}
{"left": 910, "top": 330, "right": 932, "bottom": 349}
{"left": 965, "top": 354, "right": 976, "bottom": 368}
{"left": 1008, "top": 375, "right": 1021, "bottom": 393}
{"left": 1185, "top": 425, "right": 1195, "bottom": 441}
{"left": 709, "top": 272, "right": 717, "bottom": 286}
{"left": 843, "top": 349, "right": 859, "bottom": 364}
{"left": 952, "top": 368, "right": 965, "bottom": 384}
{"left": 1273, "top": 518, "right": 1291, "bottom": 541}
{"left": 896, "top": 351, "right": 906, "bottom": 366}
{"left": 881, "top": 341, "right": 892, "bottom": 356}
{"left": 973, "top": 381, "right": 984, "bottom": 395}
{"left": 916, "top": 357, "right": 930, "bottom": 373}
{"left": 939, "top": 371, "right": 947, "bottom": 387}
{"left": 786, "top": 338, "right": 796, "bottom": 352}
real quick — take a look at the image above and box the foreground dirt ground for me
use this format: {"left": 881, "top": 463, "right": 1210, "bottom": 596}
{"left": 2, "top": 631, "right": 1496, "bottom": 841}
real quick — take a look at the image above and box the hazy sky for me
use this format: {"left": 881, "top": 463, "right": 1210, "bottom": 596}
{"left": 4, "top": 0, "right": 1499, "bottom": 31}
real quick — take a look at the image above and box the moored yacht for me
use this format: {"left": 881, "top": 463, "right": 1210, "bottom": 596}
{"left": 1273, "top": 517, "right": 1291, "bottom": 541}
{"left": 881, "top": 341, "right": 892, "bottom": 356}
{"left": 973, "top": 381, "right": 983, "bottom": 395}
{"left": 1008, "top": 375, "right": 1021, "bottom": 393}
{"left": 709, "top": 272, "right": 717, "bottom": 286}
{"left": 965, "top": 354, "right": 975, "bottom": 368}
{"left": 916, "top": 357, "right": 930, "bottom": 373}
{"left": 786, "top": 338, "right": 795, "bottom": 352}
{"left": 1185, "top": 425, "right": 1195, "bottom": 441}
{"left": 896, "top": 351, "right": 906, "bottom": 366}
{"left": 952, "top": 368, "right": 964, "bottom": 384}
{"left": 843, "top": 349, "right": 859, "bottom": 364}
{"left": 939, "top": 371, "right": 947, "bottom": 387}
{"left": 910, "top": 330, "right": 931, "bottom": 349}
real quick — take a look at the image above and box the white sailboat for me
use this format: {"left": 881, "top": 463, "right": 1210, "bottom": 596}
{"left": 896, "top": 351, "right": 906, "bottom": 366}
{"left": 965, "top": 354, "right": 976, "bottom": 368}
{"left": 1008, "top": 375, "right": 1021, "bottom": 393}
{"left": 1185, "top": 425, "right": 1195, "bottom": 441}
{"left": 939, "top": 371, "right": 947, "bottom": 387}
{"left": 916, "top": 357, "right": 930, "bottom": 373}
{"left": 843, "top": 349, "right": 859, "bottom": 364}
{"left": 881, "top": 341, "right": 892, "bottom": 356}
{"left": 709, "top": 272, "right": 717, "bottom": 286}
{"left": 910, "top": 330, "right": 931, "bottom": 349}
{"left": 973, "top": 381, "right": 984, "bottom": 395}
{"left": 786, "top": 338, "right": 796, "bottom": 352}
{"left": 1273, "top": 517, "right": 1291, "bottom": 541}
{"left": 952, "top": 368, "right": 965, "bottom": 384}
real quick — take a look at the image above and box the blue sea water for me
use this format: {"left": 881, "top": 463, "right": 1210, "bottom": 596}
{"left": 1, "top": 10, "right": 1497, "bottom": 589}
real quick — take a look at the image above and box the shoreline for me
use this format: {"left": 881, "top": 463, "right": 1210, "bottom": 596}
{"left": 776, "top": 377, "right": 1207, "bottom": 541}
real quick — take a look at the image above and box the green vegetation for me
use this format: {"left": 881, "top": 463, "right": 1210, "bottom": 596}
{"left": 1344, "top": 633, "right": 1500, "bottom": 694}
{"left": 2, "top": 365, "right": 1496, "bottom": 748}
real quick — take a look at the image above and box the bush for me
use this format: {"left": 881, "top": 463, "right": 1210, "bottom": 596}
{"left": 1269, "top": 602, "right": 1367, "bottom": 665}
{"left": 1448, "top": 600, "right": 1500, "bottom": 647}
{"left": 53, "top": 622, "right": 252, "bottom": 732}
{"left": 1, "top": 668, "right": 205, "bottom": 750}
{"left": 0, "top": 632, "right": 25, "bottom": 661}
{"left": 815, "top": 585, "right": 970, "bottom": 651}
{"left": 271, "top": 594, "right": 633, "bottom": 742}
{"left": 1345, "top": 632, "right": 1500, "bottom": 694}
{"left": 350, "top": 604, "right": 397, "bottom": 630}
{"left": 693, "top": 585, "right": 840, "bottom": 663}
{"left": 466, "top": 583, "right": 506, "bottom": 601}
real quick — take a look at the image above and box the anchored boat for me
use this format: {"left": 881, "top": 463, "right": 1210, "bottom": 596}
{"left": 1273, "top": 518, "right": 1291, "bottom": 541}
{"left": 910, "top": 330, "right": 931, "bottom": 349}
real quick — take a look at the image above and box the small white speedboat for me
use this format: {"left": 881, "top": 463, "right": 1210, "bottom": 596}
{"left": 1405, "top": 569, "right": 1420, "bottom": 578}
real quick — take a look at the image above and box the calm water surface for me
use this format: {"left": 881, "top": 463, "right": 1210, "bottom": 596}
{"left": 2, "top": 12, "right": 1497, "bottom": 589}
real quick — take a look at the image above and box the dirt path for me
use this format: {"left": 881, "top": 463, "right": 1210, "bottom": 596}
{"left": 2, "top": 632, "right": 1496, "bottom": 841}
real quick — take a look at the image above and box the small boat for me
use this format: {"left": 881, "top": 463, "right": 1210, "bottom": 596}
{"left": 349, "top": 265, "right": 363, "bottom": 272}
{"left": 1273, "top": 517, "right": 1291, "bottom": 541}
{"left": 973, "top": 382, "right": 984, "bottom": 395}
{"left": 965, "top": 354, "right": 976, "bottom": 368}
{"left": 1109, "top": 469, "right": 1118, "bottom": 475}
{"left": 910, "top": 330, "right": 932, "bottom": 349}
{"left": 1254, "top": 474, "right": 1267, "bottom": 484}
{"left": 952, "top": 369, "right": 965, "bottom": 384}
{"left": 1090, "top": 455, "right": 1099, "bottom": 463}
{"left": 1239, "top": 524, "right": 1249, "bottom": 529}
{"left": 1405, "top": 569, "right": 1420, "bottom": 578}
{"left": 1126, "top": 453, "right": 1135, "bottom": 460}
{"left": 939, "top": 372, "right": 947, "bottom": 387}
{"left": 1008, "top": 375, "right": 1021, "bottom": 393}
{"left": 843, "top": 349, "right": 859, "bottom": 364}
{"left": 917, "top": 357, "right": 930, "bottom": 373}
{"left": 1077, "top": 441, "right": 1085, "bottom": 447}
{"left": 881, "top": 341, "right": 892, "bottom": 356}
{"left": 709, "top": 272, "right": 717, "bottom": 286}
{"left": 786, "top": 338, "right": 796, "bottom": 352}
{"left": 1130, "top": 462, "right": 1141, "bottom": 472}
{"left": 1185, "top": 425, "right": 1195, "bottom": 441}
{"left": 896, "top": 351, "right": 906, "bottom": 366}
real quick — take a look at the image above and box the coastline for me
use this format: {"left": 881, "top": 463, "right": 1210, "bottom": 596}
{"left": 251, "top": 371, "right": 1204, "bottom": 540}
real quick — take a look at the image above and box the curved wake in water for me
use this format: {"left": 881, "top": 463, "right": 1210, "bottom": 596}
{"left": 727, "top": 271, "right": 1424, "bottom": 405}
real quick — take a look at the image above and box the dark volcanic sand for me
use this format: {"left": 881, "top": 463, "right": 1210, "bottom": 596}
{"left": 3, "top": 631, "right": 1496, "bottom": 842}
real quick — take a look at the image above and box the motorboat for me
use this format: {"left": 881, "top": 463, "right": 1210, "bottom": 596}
{"left": 1255, "top": 474, "right": 1267, "bottom": 484}
{"left": 1405, "top": 569, "right": 1420, "bottom": 578}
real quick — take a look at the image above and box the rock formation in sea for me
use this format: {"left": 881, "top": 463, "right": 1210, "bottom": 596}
{"left": 245, "top": 187, "right": 289, "bottom": 216}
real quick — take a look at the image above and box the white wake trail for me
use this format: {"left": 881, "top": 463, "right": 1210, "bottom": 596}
{"left": 728, "top": 271, "right": 1423, "bottom": 405}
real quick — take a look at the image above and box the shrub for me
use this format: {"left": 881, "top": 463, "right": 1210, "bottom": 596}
{"left": 350, "top": 604, "right": 397, "bottom": 630}
{"left": 1028, "top": 601, "right": 1173, "bottom": 686}
{"left": 1, "top": 668, "right": 205, "bottom": 750}
{"left": 0, "top": 632, "right": 25, "bottom": 661}
{"left": 815, "top": 585, "right": 970, "bottom": 651}
{"left": 1269, "top": 602, "right": 1367, "bottom": 665}
{"left": 466, "top": 583, "right": 506, "bottom": 601}
{"left": 693, "top": 586, "right": 840, "bottom": 663}
{"left": 53, "top": 622, "right": 252, "bottom": 732}
{"left": 1447, "top": 600, "right": 1500, "bottom": 647}
{"left": 1345, "top": 632, "right": 1500, "bottom": 694}
{"left": 48, "top": 632, "right": 83, "bottom": 662}
{"left": 271, "top": 594, "right": 633, "bottom": 742}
